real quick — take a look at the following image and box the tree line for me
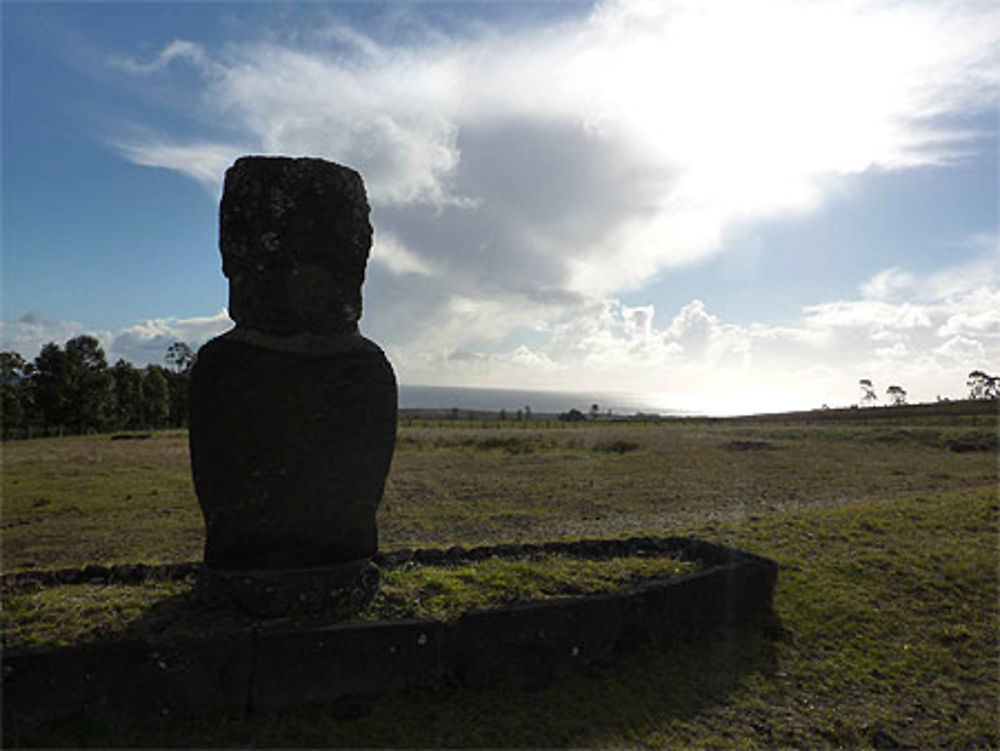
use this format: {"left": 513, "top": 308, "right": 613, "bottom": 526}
{"left": 1, "top": 337, "right": 196, "bottom": 439}
{"left": 858, "top": 371, "right": 998, "bottom": 408}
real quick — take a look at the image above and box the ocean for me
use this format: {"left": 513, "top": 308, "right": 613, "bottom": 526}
{"left": 397, "top": 384, "right": 691, "bottom": 416}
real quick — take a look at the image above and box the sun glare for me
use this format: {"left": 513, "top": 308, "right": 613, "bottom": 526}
{"left": 566, "top": 0, "right": 972, "bottom": 224}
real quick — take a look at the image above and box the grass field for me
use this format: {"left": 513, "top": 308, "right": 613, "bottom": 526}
{"left": 1, "top": 402, "right": 997, "bottom": 748}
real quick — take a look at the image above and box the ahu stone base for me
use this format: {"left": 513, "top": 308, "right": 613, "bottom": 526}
{"left": 195, "top": 559, "right": 380, "bottom": 618}
{"left": 2, "top": 536, "right": 778, "bottom": 730}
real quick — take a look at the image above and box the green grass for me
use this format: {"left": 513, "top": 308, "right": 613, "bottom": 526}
{"left": 2, "top": 580, "right": 195, "bottom": 650}
{"left": 378, "top": 420, "right": 997, "bottom": 551}
{"left": 3, "top": 415, "right": 996, "bottom": 570}
{"left": 9, "top": 486, "right": 995, "bottom": 749}
{"left": 2, "top": 404, "right": 997, "bottom": 748}
{"left": 1, "top": 553, "right": 695, "bottom": 650}
{"left": 2, "top": 431, "right": 203, "bottom": 571}
{"left": 364, "top": 553, "right": 696, "bottom": 622}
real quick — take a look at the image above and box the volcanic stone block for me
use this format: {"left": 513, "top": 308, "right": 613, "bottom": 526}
{"left": 446, "top": 595, "right": 627, "bottom": 690}
{"left": 250, "top": 619, "right": 445, "bottom": 711}
{"left": 1, "top": 635, "right": 253, "bottom": 729}
{"left": 189, "top": 156, "right": 397, "bottom": 616}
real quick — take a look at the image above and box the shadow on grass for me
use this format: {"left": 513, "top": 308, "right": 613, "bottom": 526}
{"left": 111, "top": 587, "right": 269, "bottom": 642}
{"left": 10, "top": 611, "right": 784, "bottom": 748}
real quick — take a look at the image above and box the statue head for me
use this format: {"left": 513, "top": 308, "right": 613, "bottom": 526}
{"left": 220, "top": 156, "right": 373, "bottom": 335}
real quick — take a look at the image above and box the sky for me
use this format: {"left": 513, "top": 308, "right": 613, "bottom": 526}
{"left": 2, "top": 0, "right": 998, "bottom": 415}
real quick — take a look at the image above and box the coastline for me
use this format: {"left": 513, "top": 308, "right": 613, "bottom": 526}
{"left": 397, "top": 384, "right": 686, "bottom": 418}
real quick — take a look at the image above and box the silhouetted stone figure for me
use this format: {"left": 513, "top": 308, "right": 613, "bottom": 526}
{"left": 190, "top": 156, "right": 397, "bottom": 617}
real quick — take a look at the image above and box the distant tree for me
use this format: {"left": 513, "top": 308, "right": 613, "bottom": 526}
{"left": 143, "top": 365, "right": 170, "bottom": 428}
{"left": 165, "top": 341, "right": 196, "bottom": 374}
{"left": 859, "top": 379, "right": 877, "bottom": 407}
{"left": 1, "top": 351, "right": 27, "bottom": 383}
{"left": 66, "top": 335, "right": 105, "bottom": 372}
{"left": 499, "top": 408, "right": 506, "bottom": 421}
{"left": 559, "top": 408, "right": 587, "bottom": 422}
{"left": 886, "top": 385, "right": 907, "bottom": 406}
{"left": 590, "top": 403, "right": 600, "bottom": 420}
{"left": 29, "top": 336, "right": 113, "bottom": 433}
{"left": 64, "top": 336, "right": 114, "bottom": 432}
{"left": 967, "top": 370, "right": 999, "bottom": 400}
{"left": 111, "top": 359, "right": 145, "bottom": 429}
{"left": 524, "top": 405, "right": 532, "bottom": 420}
{"left": 163, "top": 341, "right": 195, "bottom": 427}
{"left": 516, "top": 409, "right": 523, "bottom": 421}
{"left": 0, "top": 351, "right": 29, "bottom": 432}
{"left": 30, "top": 343, "right": 74, "bottom": 428}
{"left": 165, "top": 370, "right": 191, "bottom": 427}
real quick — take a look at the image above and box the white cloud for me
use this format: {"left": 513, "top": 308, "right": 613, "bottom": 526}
{"left": 860, "top": 267, "right": 916, "bottom": 300}
{"left": 934, "top": 335, "right": 986, "bottom": 363}
{"left": 0, "top": 309, "right": 232, "bottom": 366}
{"left": 113, "top": 141, "right": 244, "bottom": 193}
{"left": 936, "top": 288, "right": 1000, "bottom": 338}
{"left": 874, "top": 341, "right": 909, "bottom": 360}
{"left": 664, "top": 300, "right": 718, "bottom": 352}
{"left": 815, "top": 245, "right": 1000, "bottom": 345}
{"left": 622, "top": 304, "right": 654, "bottom": 341}
{"left": 802, "top": 300, "right": 934, "bottom": 332}
{"left": 371, "top": 233, "right": 433, "bottom": 277}
{"left": 108, "top": 39, "right": 209, "bottom": 74}
{"left": 925, "top": 237, "right": 1000, "bottom": 300}
{"left": 386, "top": 243, "right": 1000, "bottom": 410}
{"left": 0, "top": 312, "right": 96, "bottom": 361}
{"left": 110, "top": 308, "right": 233, "bottom": 364}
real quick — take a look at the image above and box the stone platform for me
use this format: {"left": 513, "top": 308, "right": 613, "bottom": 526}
{"left": 195, "top": 558, "right": 380, "bottom": 618}
{"left": 3, "top": 536, "right": 778, "bottom": 729}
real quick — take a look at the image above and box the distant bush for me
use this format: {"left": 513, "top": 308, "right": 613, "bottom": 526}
{"left": 396, "top": 434, "right": 558, "bottom": 455}
{"left": 724, "top": 440, "right": 775, "bottom": 451}
{"left": 862, "top": 429, "right": 943, "bottom": 447}
{"left": 860, "top": 428, "right": 997, "bottom": 453}
{"left": 592, "top": 440, "right": 640, "bottom": 454}
{"left": 473, "top": 436, "right": 545, "bottom": 454}
{"left": 944, "top": 431, "right": 998, "bottom": 453}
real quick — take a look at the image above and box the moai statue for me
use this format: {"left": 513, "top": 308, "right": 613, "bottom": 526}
{"left": 190, "top": 156, "right": 397, "bottom": 617}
